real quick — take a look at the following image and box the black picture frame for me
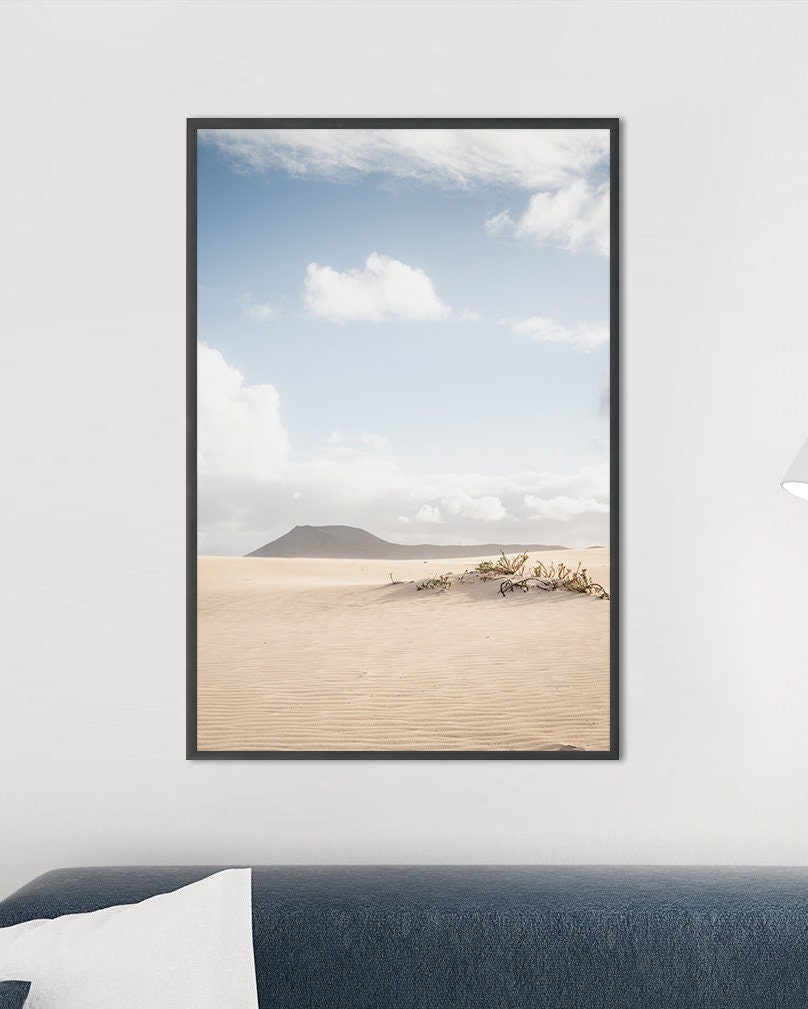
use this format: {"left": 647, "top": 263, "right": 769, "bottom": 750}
{"left": 187, "top": 118, "right": 619, "bottom": 760}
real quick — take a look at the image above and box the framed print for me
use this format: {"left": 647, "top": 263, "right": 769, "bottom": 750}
{"left": 188, "top": 118, "right": 618, "bottom": 759}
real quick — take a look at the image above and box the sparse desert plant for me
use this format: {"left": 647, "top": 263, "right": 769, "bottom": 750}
{"left": 499, "top": 550, "right": 529, "bottom": 575}
{"left": 475, "top": 551, "right": 529, "bottom": 578}
{"left": 499, "top": 560, "right": 609, "bottom": 600}
{"left": 416, "top": 573, "right": 453, "bottom": 591}
{"left": 410, "top": 556, "right": 608, "bottom": 600}
{"left": 389, "top": 572, "right": 404, "bottom": 585}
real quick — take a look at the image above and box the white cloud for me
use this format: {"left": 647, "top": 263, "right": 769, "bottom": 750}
{"left": 523, "top": 495, "right": 610, "bottom": 521}
{"left": 197, "top": 342, "right": 289, "bottom": 481}
{"left": 281, "top": 453, "right": 609, "bottom": 518}
{"left": 196, "top": 346, "right": 609, "bottom": 554}
{"left": 440, "top": 490, "right": 508, "bottom": 522}
{"left": 458, "top": 309, "right": 481, "bottom": 322}
{"left": 414, "top": 504, "right": 443, "bottom": 524}
{"left": 304, "top": 252, "right": 450, "bottom": 323}
{"left": 360, "top": 431, "right": 390, "bottom": 450}
{"left": 200, "top": 456, "right": 611, "bottom": 554}
{"left": 201, "top": 129, "right": 610, "bottom": 257}
{"left": 506, "top": 315, "right": 609, "bottom": 351}
{"left": 237, "top": 292, "right": 279, "bottom": 323}
{"left": 326, "top": 431, "right": 342, "bottom": 445}
{"left": 487, "top": 179, "right": 609, "bottom": 256}
{"left": 200, "top": 128, "right": 608, "bottom": 192}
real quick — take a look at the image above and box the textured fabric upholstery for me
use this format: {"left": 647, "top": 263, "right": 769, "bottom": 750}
{"left": 2, "top": 866, "right": 807, "bottom": 1008}
{"left": 0, "top": 980, "right": 31, "bottom": 1009}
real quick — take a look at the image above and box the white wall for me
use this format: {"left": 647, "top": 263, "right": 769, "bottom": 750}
{"left": 2, "top": 1, "right": 808, "bottom": 899}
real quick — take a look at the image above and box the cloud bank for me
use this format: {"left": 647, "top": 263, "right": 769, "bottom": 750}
{"left": 523, "top": 495, "right": 610, "bottom": 521}
{"left": 197, "top": 343, "right": 289, "bottom": 481}
{"left": 198, "top": 345, "right": 609, "bottom": 554}
{"left": 200, "top": 128, "right": 608, "bottom": 191}
{"left": 200, "top": 128, "right": 610, "bottom": 257}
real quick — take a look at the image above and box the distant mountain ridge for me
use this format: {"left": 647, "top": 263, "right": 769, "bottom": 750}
{"left": 246, "top": 524, "right": 568, "bottom": 560}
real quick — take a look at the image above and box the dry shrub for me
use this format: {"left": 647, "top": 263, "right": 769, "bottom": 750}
{"left": 416, "top": 573, "right": 453, "bottom": 591}
{"left": 475, "top": 551, "right": 528, "bottom": 578}
{"left": 499, "top": 560, "right": 609, "bottom": 600}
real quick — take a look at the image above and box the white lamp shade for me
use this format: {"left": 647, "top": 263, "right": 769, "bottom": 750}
{"left": 782, "top": 436, "right": 808, "bottom": 501}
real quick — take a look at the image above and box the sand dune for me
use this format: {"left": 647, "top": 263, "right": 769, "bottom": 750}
{"left": 196, "top": 551, "right": 611, "bottom": 752}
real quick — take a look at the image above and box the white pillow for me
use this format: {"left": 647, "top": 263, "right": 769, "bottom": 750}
{"left": 0, "top": 868, "right": 258, "bottom": 1009}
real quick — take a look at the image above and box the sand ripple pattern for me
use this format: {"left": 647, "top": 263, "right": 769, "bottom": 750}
{"left": 197, "top": 552, "right": 610, "bottom": 752}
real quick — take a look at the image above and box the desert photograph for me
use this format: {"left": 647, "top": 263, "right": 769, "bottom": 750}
{"left": 194, "top": 125, "right": 614, "bottom": 754}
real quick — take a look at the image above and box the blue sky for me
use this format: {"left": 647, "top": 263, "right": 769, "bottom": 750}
{"left": 197, "top": 129, "right": 611, "bottom": 555}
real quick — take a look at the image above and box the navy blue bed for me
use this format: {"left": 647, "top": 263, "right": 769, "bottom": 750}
{"left": 2, "top": 866, "right": 807, "bottom": 1008}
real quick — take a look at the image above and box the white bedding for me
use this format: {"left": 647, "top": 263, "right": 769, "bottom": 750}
{"left": 0, "top": 868, "right": 258, "bottom": 1009}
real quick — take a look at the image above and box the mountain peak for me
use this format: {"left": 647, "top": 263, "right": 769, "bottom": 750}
{"left": 246, "top": 525, "right": 567, "bottom": 560}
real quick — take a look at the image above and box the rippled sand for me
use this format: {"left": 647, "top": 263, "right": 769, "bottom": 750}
{"left": 196, "top": 551, "right": 611, "bottom": 752}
